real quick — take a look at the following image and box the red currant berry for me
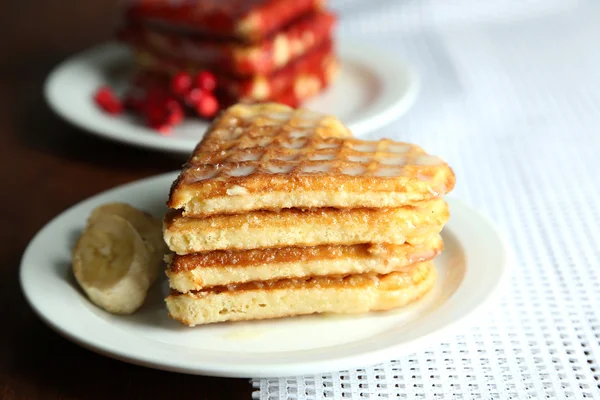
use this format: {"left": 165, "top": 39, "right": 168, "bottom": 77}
{"left": 195, "top": 93, "right": 219, "bottom": 118}
{"left": 153, "top": 123, "right": 173, "bottom": 135}
{"left": 184, "top": 88, "right": 204, "bottom": 107}
{"left": 165, "top": 99, "right": 184, "bottom": 125}
{"left": 171, "top": 72, "right": 192, "bottom": 96}
{"left": 145, "top": 107, "right": 165, "bottom": 126}
{"left": 196, "top": 71, "right": 217, "bottom": 92}
{"left": 93, "top": 86, "right": 123, "bottom": 115}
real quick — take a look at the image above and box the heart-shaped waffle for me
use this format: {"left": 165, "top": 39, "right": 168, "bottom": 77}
{"left": 168, "top": 103, "right": 455, "bottom": 216}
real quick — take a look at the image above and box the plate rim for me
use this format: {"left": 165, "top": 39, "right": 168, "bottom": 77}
{"left": 43, "top": 41, "right": 420, "bottom": 155}
{"left": 20, "top": 172, "right": 510, "bottom": 378}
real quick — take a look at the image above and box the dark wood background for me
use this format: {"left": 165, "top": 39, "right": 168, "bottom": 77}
{"left": 1, "top": 1, "right": 252, "bottom": 398}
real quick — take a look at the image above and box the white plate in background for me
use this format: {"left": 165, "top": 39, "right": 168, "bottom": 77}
{"left": 44, "top": 42, "right": 419, "bottom": 155}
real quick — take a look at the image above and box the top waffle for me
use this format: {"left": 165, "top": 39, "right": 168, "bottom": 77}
{"left": 168, "top": 103, "right": 456, "bottom": 216}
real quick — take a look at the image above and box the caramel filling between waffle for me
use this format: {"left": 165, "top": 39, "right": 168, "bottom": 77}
{"left": 169, "top": 241, "right": 441, "bottom": 272}
{"left": 170, "top": 261, "right": 433, "bottom": 295}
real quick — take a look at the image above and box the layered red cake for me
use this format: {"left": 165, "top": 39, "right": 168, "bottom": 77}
{"left": 127, "top": 0, "right": 326, "bottom": 42}
{"left": 135, "top": 39, "right": 335, "bottom": 102}
{"left": 117, "top": 0, "right": 338, "bottom": 126}
{"left": 122, "top": 10, "right": 335, "bottom": 76}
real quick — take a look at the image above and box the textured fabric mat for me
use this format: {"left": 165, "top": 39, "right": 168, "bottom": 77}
{"left": 252, "top": 1, "right": 600, "bottom": 399}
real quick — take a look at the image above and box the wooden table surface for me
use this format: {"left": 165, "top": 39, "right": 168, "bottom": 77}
{"left": 1, "top": 1, "right": 253, "bottom": 398}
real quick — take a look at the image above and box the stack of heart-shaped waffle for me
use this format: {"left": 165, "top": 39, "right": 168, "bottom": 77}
{"left": 163, "top": 103, "right": 455, "bottom": 326}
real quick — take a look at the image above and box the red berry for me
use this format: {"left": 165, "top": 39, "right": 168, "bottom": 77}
{"left": 152, "top": 123, "right": 173, "bottom": 135}
{"left": 144, "top": 96, "right": 166, "bottom": 121}
{"left": 195, "top": 93, "right": 219, "bottom": 118}
{"left": 147, "top": 113, "right": 173, "bottom": 133}
{"left": 171, "top": 72, "right": 192, "bottom": 96}
{"left": 165, "top": 99, "right": 184, "bottom": 125}
{"left": 196, "top": 71, "right": 217, "bottom": 92}
{"left": 184, "top": 88, "right": 204, "bottom": 107}
{"left": 94, "top": 86, "right": 123, "bottom": 115}
{"left": 145, "top": 107, "right": 164, "bottom": 127}
{"left": 143, "top": 94, "right": 185, "bottom": 133}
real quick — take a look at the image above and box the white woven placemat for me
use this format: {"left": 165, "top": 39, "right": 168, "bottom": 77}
{"left": 332, "top": 0, "right": 578, "bottom": 35}
{"left": 252, "top": 2, "right": 600, "bottom": 399}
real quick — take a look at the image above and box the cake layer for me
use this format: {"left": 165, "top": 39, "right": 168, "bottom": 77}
{"left": 166, "top": 261, "right": 436, "bottom": 326}
{"left": 135, "top": 39, "right": 334, "bottom": 101}
{"left": 127, "top": 0, "right": 325, "bottom": 42}
{"left": 217, "top": 56, "right": 338, "bottom": 107}
{"left": 122, "top": 11, "right": 336, "bottom": 76}
{"left": 130, "top": 56, "right": 337, "bottom": 112}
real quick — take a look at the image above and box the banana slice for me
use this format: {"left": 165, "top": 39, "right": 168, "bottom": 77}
{"left": 73, "top": 214, "right": 152, "bottom": 314}
{"left": 88, "top": 203, "right": 167, "bottom": 283}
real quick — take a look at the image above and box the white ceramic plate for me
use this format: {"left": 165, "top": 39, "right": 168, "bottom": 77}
{"left": 44, "top": 42, "right": 419, "bottom": 155}
{"left": 20, "top": 172, "right": 508, "bottom": 378}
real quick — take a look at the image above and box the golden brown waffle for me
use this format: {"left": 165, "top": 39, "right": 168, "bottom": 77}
{"left": 166, "top": 261, "right": 436, "bottom": 326}
{"left": 163, "top": 199, "right": 449, "bottom": 254}
{"left": 167, "top": 235, "right": 443, "bottom": 292}
{"left": 167, "top": 103, "right": 455, "bottom": 217}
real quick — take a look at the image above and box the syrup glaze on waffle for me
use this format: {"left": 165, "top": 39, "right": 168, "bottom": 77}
{"left": 168, "top": 103, "right": 455, "bottom": 216}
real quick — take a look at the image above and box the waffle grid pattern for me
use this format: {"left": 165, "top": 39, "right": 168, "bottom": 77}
{"left": 182, "top": 104, "right": 443, "bottom": 184}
